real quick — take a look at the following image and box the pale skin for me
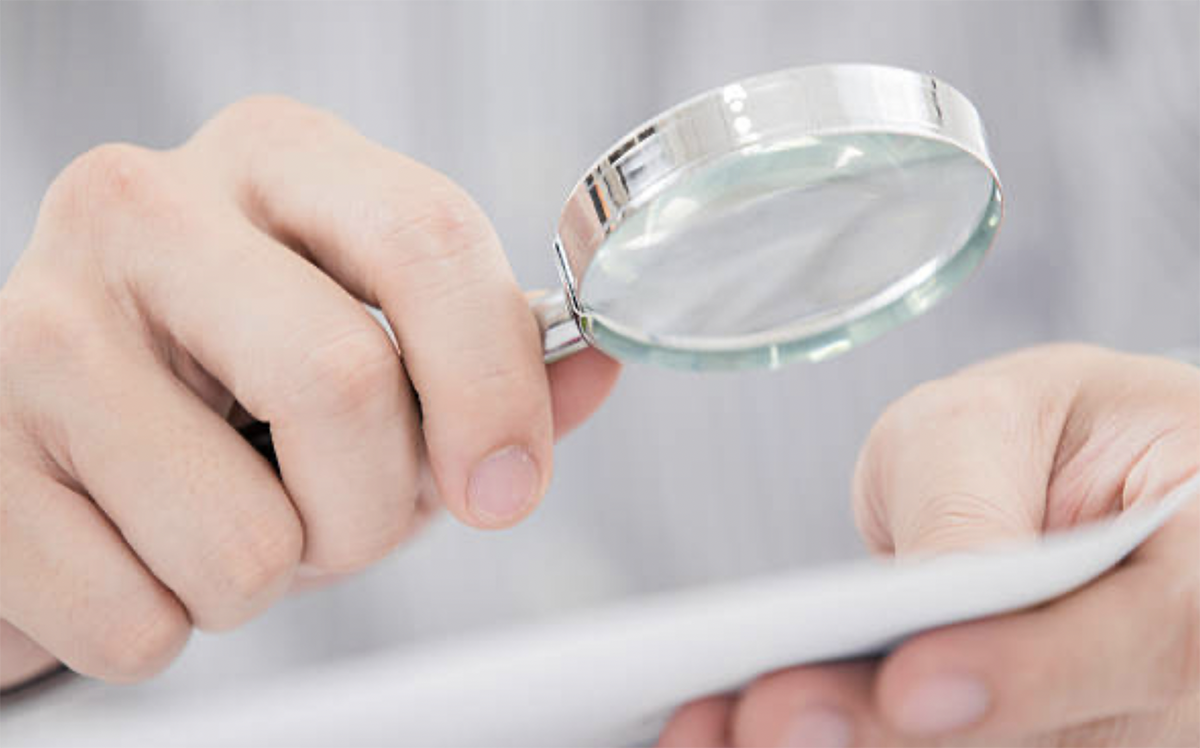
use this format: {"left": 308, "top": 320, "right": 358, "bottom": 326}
{"left": 0, "top": 101, "right": 1195, "bottom": 748}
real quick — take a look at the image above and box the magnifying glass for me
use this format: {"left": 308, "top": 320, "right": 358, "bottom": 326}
{"left": 531, "top": 62, "right": 1002, "bottom": 370}
{"left": 240, "top": 63, "right": 1002, "bottom": 461}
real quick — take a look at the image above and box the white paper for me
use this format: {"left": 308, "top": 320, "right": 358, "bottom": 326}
{"left": 3, "top": 474, "right": 1196, "bottom": 748}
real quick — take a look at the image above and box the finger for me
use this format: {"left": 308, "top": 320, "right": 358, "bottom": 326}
{"left": 852, "top": 373, "right": 1069, "bottom": 556}
{"left": 547, "top": 348, "right": 621, "bottom": 438}
{"left": 875, "top": 501, "right": 1200, "bottom": 739}
{"left": 50, "top": 330, "right": 305, "bottom": 629}
{"left": 730, "top": 663, "right": 1004, "bottom": 747}
{"left": 724, "top": 660, "right": 1022, "bottom": 747}
{"left": 190, "top": 97, "right": 554, "bottom": 529}
{"left": 278, "top": 346, "right": 615, "bottom": 595}
{"left": 657, "top": 695, "right": 736, "bottom": 747}
{"left": 873, "top": 509, "right": 1200, "bottom": 739}
{"left": 731, "top": 662, "right": 898, "bottom": 748}
{"left": 0, "top": 467, "right": 190, "bottom": 682}
{"left": 732, "top": 665, "right": 866, "bottom": 747}
{"left": 98, "top": 156, "right": 424, "bottom": 573}
{"left": 289, "top": 458, "right": 441, "bottom": 594}
{"left": 0, "top": 620, "right": 59, "bottom": 690}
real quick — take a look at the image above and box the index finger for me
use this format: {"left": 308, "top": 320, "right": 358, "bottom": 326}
{"left": 189, "top": 96, "right": 553, "bottom": 529}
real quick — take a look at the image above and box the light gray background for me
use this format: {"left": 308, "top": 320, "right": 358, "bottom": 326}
{"left": 1, "top": 0, "right": 1197, "bottom": 692}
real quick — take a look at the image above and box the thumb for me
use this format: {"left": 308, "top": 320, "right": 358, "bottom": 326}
{"left": 852, "top": 374, "right": 1070, "bottom": 557}
{"left": 547, "top": 348, "right": 621, "bottom": 440}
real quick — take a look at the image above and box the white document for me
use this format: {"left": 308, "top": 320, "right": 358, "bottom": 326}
{"left": 3, "top": 474, "right": 1196, "bottom": 748}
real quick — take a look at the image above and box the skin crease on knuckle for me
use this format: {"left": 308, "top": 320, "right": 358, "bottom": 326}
{"left": 191, "top": 511, "right": 304, "bottom": 631}
{"left": 0, "top": 280, "right": 133, "bottom": 490}
{"left": 852, "top": 371, "right": 1060, "bottom": 554}
{"left": 41, "top": 143, "right": 158, "bottom": 221}
{"left": 193, "top": 96, "right": 362, "bottom": 224}
{"left": 80, "top": 589, "right": 190, "bottom": 683}
{"left": 40, "top": 143, "right": 195, "bottom": 251}
{"left": 362, "top": 179, "right": 510, "bottom": 312}
{"left": 307, "top": 510, "right": 415, "bottom": 576}
{"left": 269, "top": 323, "right": 403, "bottom": 424}
{"left": 396, "top": 181, "right": 497, "bottom": 270}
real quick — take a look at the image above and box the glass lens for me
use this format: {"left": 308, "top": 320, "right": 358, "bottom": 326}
{"left": 575, "top": 132, "right": 1001, "bottom": 370}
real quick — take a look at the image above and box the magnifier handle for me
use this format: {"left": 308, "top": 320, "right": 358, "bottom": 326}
{"left": 237, "top": 289, "right": 587, "bottom": 471}
{"left": 238, "top": 419, "right": 278, "bottom": 472}
{"left": 527, "top": 288, "right": 588, "bottom": 363}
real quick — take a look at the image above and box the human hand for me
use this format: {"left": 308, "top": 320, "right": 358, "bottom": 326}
{"left": 660, "top": 344, "right": 1198, "bottom": 747}
{"left": 0, "top": 97, "right": 620, "bottom": 689}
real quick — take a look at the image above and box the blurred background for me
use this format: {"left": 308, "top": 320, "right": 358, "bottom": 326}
{"left": 1, "top": 0, "right": 1197, "bottom": 694}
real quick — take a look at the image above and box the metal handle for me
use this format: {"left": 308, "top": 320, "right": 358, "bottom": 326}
{"left": 527, "top": 288, "right": 588, "bottom": 363}
{"left": 239, "top": 420, "right": 279, "bottom": 472}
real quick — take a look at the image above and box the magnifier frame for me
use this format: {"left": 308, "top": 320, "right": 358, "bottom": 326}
{"left": 535, "top": 63, "right": 1003, "bottom": 364}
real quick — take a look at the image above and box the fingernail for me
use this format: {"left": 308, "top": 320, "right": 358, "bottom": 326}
{"left": 895, "top": 674, "right": 990, "bottom": 735}
{"left": 467, "top": 446, "right": 540, "bottom": 524}
{"left": 781, "top": 706, "right": 852, "bottom": 748}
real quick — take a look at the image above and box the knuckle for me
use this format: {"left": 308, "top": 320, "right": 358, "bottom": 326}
{"left": 284, "top": 327, "right": 401, "bottom": 418}
{"left": 867, "top": 374, "right": 1024, "bottom": 457}
{"left": 0, "top": 285, "right": 122, "bottom": 467}
{"left": 45, "top": 143, "right": 165, "bottom": 219}
{"left": 299, "top": 458, "right": 426, "bottom": 576}
{"left": 200, "top": 513, "right": 303, "bottom": 626}
{"left": 305, "top": 511, "right": 413, "bottom": 575}
{"left": 0, "top": 286, "right": 94, "bottom": 372}
{"left": 898, "top": 374, "right": 1020, "bottom": 433}
{"left": 87, "top": 595, "right": 189, "bottom": 682}
{"left": 407, "top": 183, "right": 494, "bottom": 252}
{"left": 0, "top": 292, "right": 57, "bottom": 363}
{"left": 208, "top": 94, "right": 342, "bottom": 146}
{"left": 457, "top": 347, "right": 544, "bottom": 406}
{"left": 368, "top": 181, "right": 497, "bottom": 281}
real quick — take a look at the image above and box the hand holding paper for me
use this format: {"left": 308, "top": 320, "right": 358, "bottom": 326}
{"left": 663, "top": 344, "right": 1200, "bottom": 747}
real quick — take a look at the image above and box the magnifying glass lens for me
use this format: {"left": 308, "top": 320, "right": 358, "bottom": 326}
{"left": 576, "top": 132, "right": 1001, "bottom": 370}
